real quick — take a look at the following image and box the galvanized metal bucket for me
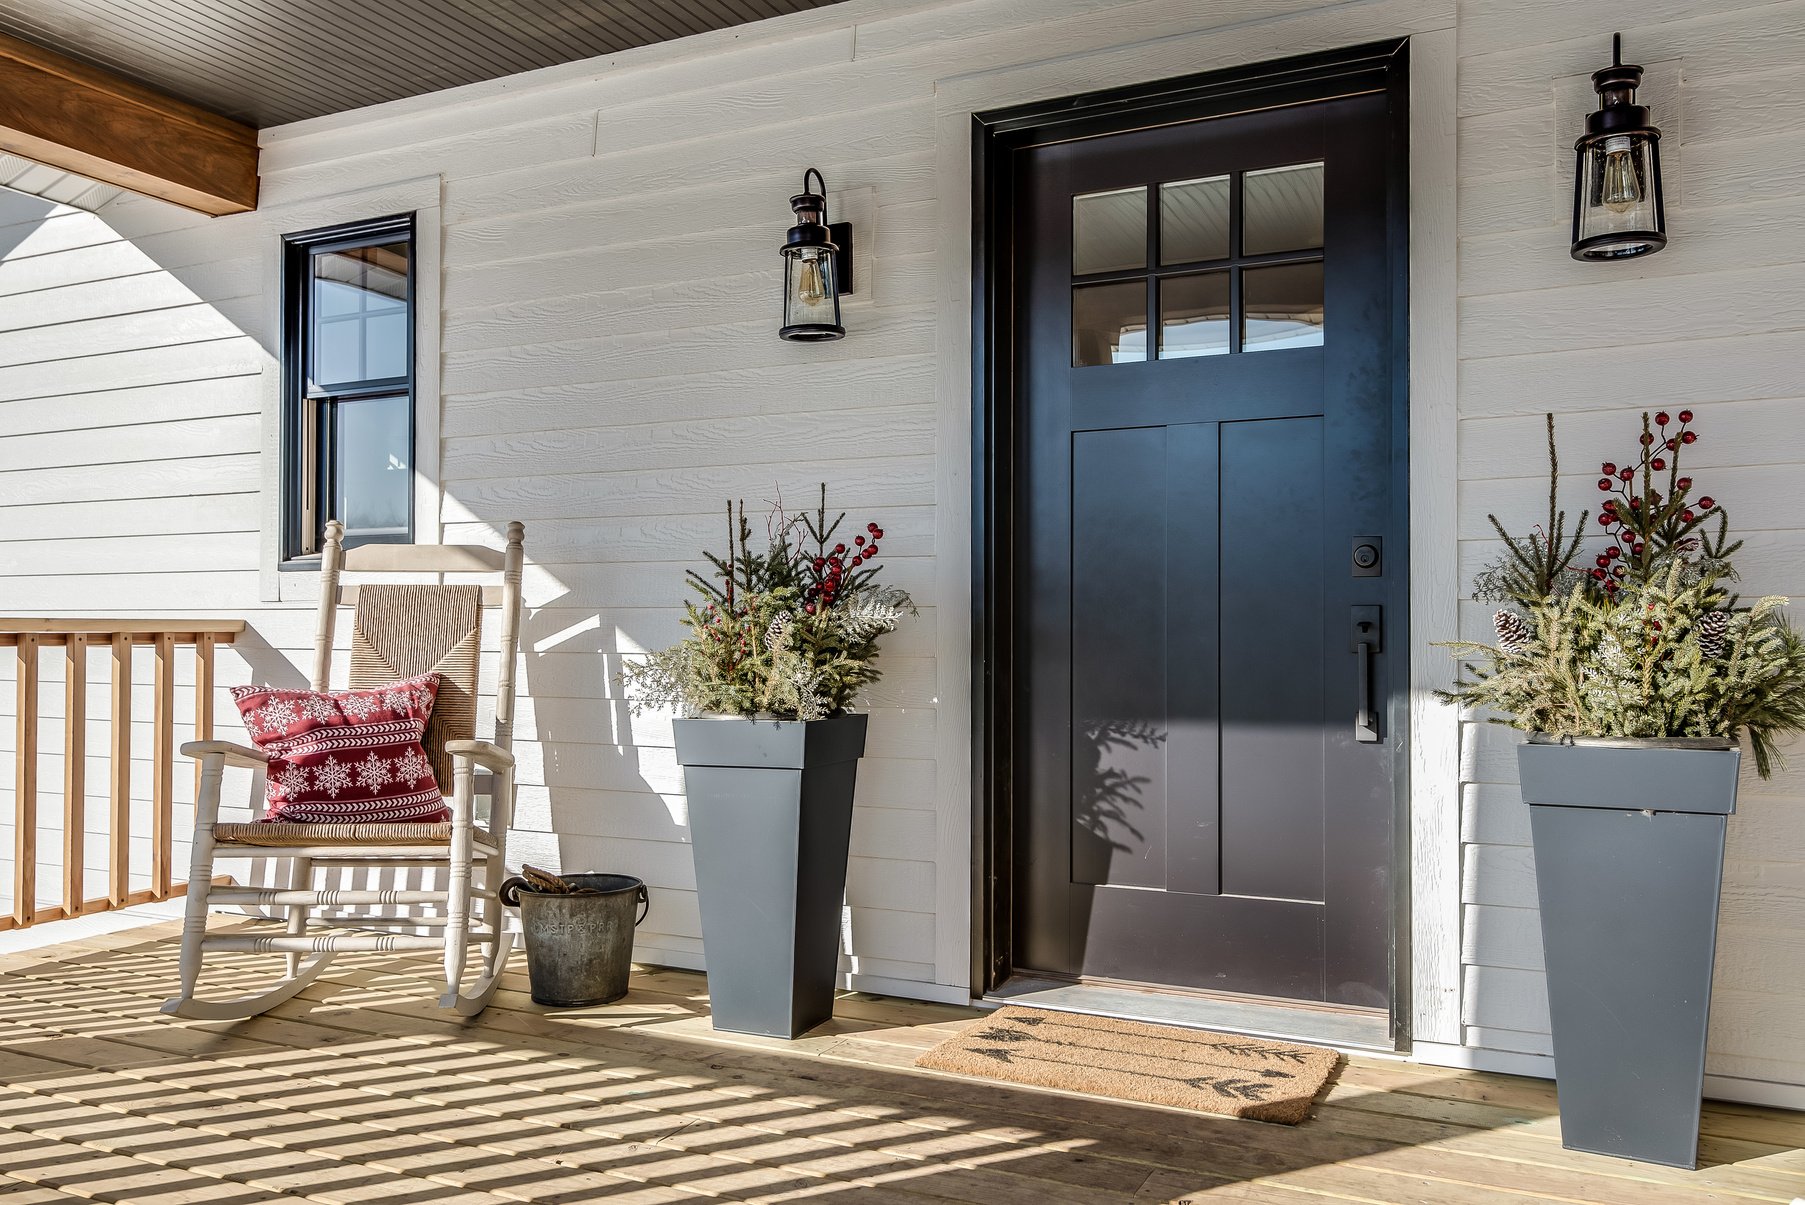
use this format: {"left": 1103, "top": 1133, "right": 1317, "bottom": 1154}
{"left": 499, "top": 872, "right": 648, "bottom": 1007}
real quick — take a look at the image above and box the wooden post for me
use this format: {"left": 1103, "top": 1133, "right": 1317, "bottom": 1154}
{"left": 151, "top": 632, "right": 175, "bottom": 899}
{"left": 193, "top": 633, "right": 215, "bottom": 801}
{"left": 62, "top": 636, "right": 86, "bottom": 916}
{"left": 109, "top": 633, "right": 131, "bottom": 909}
{"left": 13, "top": 634, "right": 39, "bottom": 928}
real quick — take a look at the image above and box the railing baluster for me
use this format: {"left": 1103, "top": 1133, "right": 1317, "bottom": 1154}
{"left": 0, "top": 620, "right": 242, "bottom": 932}
{"left": 110, "top": 632, "right": 132, "bottom": 910}
{"left": 63, "top": 635, "right": 87, "bottom": 917}
{"left": 151, "top": 632, "right": 175, "bottom": 900}
{"left": 14, "top": 633, "right": 40, "bottom": 928}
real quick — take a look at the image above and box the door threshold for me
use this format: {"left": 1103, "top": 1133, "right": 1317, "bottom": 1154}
{"left": 986, "top": 975, "right": 1398, "bottom": 1053}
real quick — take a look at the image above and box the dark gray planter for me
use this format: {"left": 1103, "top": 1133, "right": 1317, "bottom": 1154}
{"left": 1517, "top": 738, "right": 1741, "bottom": 1169}
{"left": 673, "top": 713, "right": 867, "bottom": 1039}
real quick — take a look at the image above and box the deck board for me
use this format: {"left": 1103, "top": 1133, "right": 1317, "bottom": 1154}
{"left": 0, "top": 922, "right": 1798, "bottom": 1204}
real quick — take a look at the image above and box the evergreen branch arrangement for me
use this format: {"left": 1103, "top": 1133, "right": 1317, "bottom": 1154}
{"left": 1441, "top": 411, "right": 1805, "bottom": 777}
{"left": 621, "top": 486, "right": 916, "bottom": 720}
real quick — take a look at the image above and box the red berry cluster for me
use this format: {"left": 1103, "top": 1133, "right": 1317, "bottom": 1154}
{"left": 803, "top": 521, "right": 885, "bottom": 615}
{"left": 1591, "top": 410, "right": 1715, "bottom": 598}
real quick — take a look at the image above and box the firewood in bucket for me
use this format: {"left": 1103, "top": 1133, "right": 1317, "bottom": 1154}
{"left": 520, "top": 864, "right": 602, "bottom": 895}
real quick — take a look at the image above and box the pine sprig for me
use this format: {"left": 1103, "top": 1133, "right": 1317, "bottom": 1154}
{"left": 620, "top": 485, "right": 917, "bottom": 720}
{"left": 1473, "top": 415, "right": 1588, "bottom": 608}
{"left": 1443, "top": 409, "right": 1805, "bottom": 778}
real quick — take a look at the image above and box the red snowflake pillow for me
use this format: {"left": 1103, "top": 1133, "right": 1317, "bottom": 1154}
{"left": 231, "top": 673, "right": 448, "bottom": 824}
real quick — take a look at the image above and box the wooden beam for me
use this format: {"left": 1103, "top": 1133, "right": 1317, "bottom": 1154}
{"left": 0, "top": 31, "right": 256, "bottom": 215}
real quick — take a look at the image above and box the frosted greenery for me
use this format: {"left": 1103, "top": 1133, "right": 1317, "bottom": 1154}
{"left": 1443, "top": 565, "right": 1805, "bottom": 777}
{"left": 1440, "top": 412, "right": 1805, "bottom": 778}
{"left": 621, "top": 488, "right": 915, "bottom": 721}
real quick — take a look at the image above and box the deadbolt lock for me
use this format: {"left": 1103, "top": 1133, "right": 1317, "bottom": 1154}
{"left": 1352, "top": 536, "right": 1382, "bottom": 577}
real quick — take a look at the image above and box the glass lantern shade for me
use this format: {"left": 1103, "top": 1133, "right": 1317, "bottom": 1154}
{"left": 781, "top": 242, "right": 844, "bottom": 341}
{"left": 1571, "top": 35, "right": 1667, "bottom": 262}
{"left": 1572, "top": 131, "right": 1666, "bottom": 260}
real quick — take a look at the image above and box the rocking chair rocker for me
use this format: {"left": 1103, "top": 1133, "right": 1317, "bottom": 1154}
{"left": 163, "top": 519, "right": 526, "bottom": 1020}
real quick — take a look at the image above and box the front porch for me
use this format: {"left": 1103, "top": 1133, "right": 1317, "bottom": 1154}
{"left": 0, "top": 921, "right": 1798, "bottom": 1205}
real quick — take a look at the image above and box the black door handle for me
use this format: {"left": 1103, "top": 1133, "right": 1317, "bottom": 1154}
{"left": 1351, "top": 606, "right": 1383, "bottom": 743}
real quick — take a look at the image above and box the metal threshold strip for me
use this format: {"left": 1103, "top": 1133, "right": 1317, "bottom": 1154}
{"left": 986, "top": 975, "right": 1397, "bottom": 1053}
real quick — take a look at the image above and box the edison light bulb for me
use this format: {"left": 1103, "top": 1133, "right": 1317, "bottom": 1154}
{"left": 1599, "top": 135, "right": 1641, "bottom": 214}
{"left": 798, "top": 253, "right": 828, "bottom": 306}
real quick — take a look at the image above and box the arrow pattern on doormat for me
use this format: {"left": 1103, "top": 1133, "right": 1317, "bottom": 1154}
{"left": 966, "top": 1042, "right": 1279, "bottom": 1099}
{"left": 972, "top": 1017, "right": 1306, "bottom": 1074}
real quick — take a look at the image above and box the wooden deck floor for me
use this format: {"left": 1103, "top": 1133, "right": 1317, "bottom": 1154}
{"left": 0, "top": 921, "right": 1800, "bottom": 1204}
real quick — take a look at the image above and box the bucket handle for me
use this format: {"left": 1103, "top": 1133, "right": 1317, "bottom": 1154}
{"left": 498, "top": 876, "right": 650, "bottom": 926}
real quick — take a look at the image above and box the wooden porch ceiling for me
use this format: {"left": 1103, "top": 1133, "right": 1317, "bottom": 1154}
{"left": 0, "top": 920, "right": 1800, "bottom": 1203}
{"left": 0, "top": 0, "right": 852, "bottom": 129}
{"left": 0, "top": 2, "right": 847, "bottom": 215}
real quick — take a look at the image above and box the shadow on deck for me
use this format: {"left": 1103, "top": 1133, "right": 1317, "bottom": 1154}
{"left": 0, "top": 920, "right": 1798, "bottom": 1203}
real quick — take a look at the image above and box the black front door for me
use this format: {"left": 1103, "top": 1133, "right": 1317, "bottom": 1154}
{"left": 1006, "top": 82, "right": 1406, "bottom": 1009}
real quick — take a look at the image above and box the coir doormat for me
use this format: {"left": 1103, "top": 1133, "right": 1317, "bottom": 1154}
{"left": 915, "top": 1006, "right": 1340, "bottom": 1125}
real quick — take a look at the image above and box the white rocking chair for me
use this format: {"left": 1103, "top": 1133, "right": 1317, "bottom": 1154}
{"left": 163, "top": 519, "right": 526, "bottom": 1020}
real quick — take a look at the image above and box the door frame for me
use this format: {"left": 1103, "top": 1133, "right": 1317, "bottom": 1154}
{"left": 969, "top": 39, "right": 1415, "bottom": 1046}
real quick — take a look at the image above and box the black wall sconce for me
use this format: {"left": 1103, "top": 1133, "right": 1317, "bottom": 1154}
{"left": 1571, "top": 34, "right": 1667, "bottom": 261}
{"left": 780, "top": 168, "right": 852, "bottom": 342}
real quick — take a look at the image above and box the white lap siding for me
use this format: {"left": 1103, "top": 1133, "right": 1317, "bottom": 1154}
{"left": 0, "top": 0, "right": 1801, "bottom": 1098}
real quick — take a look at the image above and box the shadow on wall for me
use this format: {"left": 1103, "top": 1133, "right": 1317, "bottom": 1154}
{"left": 0, "top": 192, "right": 61, "bottom": 259}
{"left": 5, "top": 183, "right": 937, "bottom": 989}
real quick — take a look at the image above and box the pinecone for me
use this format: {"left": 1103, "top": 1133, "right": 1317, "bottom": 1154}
{"left": 1695, "top": 610, "right": 1729, "bottom": 658}
{"left": 1493, "top": 609, "right": 1533, "bottom": 656}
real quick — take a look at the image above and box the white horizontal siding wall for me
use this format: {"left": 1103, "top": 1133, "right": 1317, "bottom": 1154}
{"left": 0, "top": 0, "right": 1800, "bottom": 1096}
{"left": 1455, "top": 0, "right": 1805, "bottom": 1102}
{"left": 0, "top": 189, "right": 267, "bottom": 915}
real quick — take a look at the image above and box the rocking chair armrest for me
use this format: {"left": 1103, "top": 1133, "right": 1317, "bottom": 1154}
{"left": 180, "top": 740, "right": 269, "bottom": 769}
{"left": 445, "top": 740, "right": 514, "bottom": 772}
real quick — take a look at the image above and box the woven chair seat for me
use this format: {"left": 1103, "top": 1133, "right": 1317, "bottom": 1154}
{"left": 212, "top": 820, "right": 497, "bottom": 848}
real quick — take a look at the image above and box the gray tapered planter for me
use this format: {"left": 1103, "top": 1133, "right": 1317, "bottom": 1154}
{"left": 674, "top": 713, "right": 867, "bottom": 1039}
{"left": 1517, "top": 737, "right": 1740, "bottom": 1170}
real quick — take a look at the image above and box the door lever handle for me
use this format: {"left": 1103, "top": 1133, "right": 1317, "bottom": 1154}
{"left": 1351, "top": 606, "right": 1383, "bottom": 743}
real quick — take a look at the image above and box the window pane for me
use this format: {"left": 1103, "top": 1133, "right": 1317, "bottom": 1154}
{"left": 1243, "top": 262, "right": 1324, "bottom": 352}
{"left": 1073, "top": 186, "right": 1146, "bottom": 275}
{"left": 1072, "top": 281, "right": 1147, "bottom": 366}
{"left": 314, "top": 317, "right": 361, "bottom": 387}
{"left": 1159, "top": 271, "right": 1231, "bottom": 359}
{"left": 310, "top": 240, "right": 409, "bottom": 388}
{"left": 364, "top": 311, "right": 408, "bottom": 380}
{"left": 1243, "top": 162, "right": 1324, "bottom": 255}
{"left": 1160, "top": 176, "right": 1230, "bottom": 265}
{"left": 332, "top": 394, "right": 411, "bottom": 542}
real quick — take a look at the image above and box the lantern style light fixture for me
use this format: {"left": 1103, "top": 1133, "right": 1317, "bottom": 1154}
{"left": 780, "top": 168, "right": 852, "bottom": 342}
{"left": 1571, "top": 34, "right": 1667, "bottom": 261}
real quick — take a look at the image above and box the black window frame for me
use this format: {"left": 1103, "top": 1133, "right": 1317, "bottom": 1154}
{"left": 280, "top": 213, "right": 417, "bottom": 563}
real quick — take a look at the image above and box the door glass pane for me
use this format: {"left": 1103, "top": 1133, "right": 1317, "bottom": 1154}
{"left": 1160, "top": 175, "right": 1230, "bottom": 264}
{"left": 311, "top": 240, "right": 410, "bottom": 389}
{"left": 1072, "top": 281, "right": 1147, "bottom": 366}
{"left": 1158, "top": 271, "right": 1231, "bottom": 359}
{"left": 332, "top": 394, "right": 411, "bottom": 543}
{"left": 1243, "top": 162, "right": 1324, "bottom": 255}
{"left": 1243, "top": 262, "right": 1324, "bottom": 352}
{"left": 1072, "top": 186, "right": 1146, "bottom": 275}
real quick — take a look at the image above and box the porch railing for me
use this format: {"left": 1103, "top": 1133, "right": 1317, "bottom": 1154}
{"left": 2, "top": 619, "right": 245, "bottom": 931}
